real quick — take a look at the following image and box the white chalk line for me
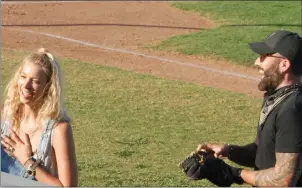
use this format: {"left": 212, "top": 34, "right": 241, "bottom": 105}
{"left": 3, "top": 27, "right": 261, "bottom": 81}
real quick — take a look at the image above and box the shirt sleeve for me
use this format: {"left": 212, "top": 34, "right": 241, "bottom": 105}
{"left": 275, "top": 107, "right": 302, "bottom": 153}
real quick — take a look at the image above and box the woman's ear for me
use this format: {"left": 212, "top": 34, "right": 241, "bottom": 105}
{"left": 42, "top": 81, "right": 52, "bottom": 97}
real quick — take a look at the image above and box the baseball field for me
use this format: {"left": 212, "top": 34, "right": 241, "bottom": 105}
{"left": 1, "top": 1, "right": 301, "bottom": 186}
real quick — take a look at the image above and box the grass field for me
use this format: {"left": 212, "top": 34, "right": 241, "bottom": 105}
{"left": 3, "top": 1, "right": 296, "bottom": 186}
{"left": 1, "top": 48, "right": 262, "bottom": 186}
{"left": 150, "top": 1, "right": 302, "bottom": 66}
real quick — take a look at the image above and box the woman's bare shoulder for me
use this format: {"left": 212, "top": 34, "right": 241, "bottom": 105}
{"left": 52, "top": 120, "right": 74, "bottom": 140}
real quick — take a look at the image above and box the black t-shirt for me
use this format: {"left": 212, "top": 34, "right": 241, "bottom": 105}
{"left": 255, "top": 87, "right": 302, "bottom": 186}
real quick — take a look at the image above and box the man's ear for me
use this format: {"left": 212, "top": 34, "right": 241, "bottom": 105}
{"left": 279, "top": 58, "right": 291, "bottom": 73}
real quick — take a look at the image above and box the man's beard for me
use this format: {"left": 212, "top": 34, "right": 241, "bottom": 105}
{"left": 258, "top": 64, "right": 284, "bottom": 92}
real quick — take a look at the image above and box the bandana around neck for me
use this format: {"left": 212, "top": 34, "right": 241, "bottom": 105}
{"left": 259, "top": 84, "right": 302, "bottom": 129}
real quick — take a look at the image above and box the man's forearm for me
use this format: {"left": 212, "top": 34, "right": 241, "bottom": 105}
{"left": 228, "top": 143, "right": 257, "bottom": 167}
{"left": 241, "top": 168, "right": 292, "bottom": 186}
{"left": 240, "top": 152, "right": 301, "bottom": 187}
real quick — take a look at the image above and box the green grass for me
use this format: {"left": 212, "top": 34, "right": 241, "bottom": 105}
{"left": 150, "top": 1, "right": 302, "bottom": 66}
{"left": 1, "top": 48, "right": 262, "bottom": 186}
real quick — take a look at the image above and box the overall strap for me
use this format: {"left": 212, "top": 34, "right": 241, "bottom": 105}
{"left": 36, "top": 120, "right": 57, "bottom": 161}
{"left": 1, "top": 120, "right": 11, "bottom": 137}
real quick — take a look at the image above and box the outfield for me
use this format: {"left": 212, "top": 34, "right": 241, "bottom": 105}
{"left": 1, "top": 1, "right": 301, "bottom": 187}
{"left": 154, "top": 1, "right": 302, "bottom": 65}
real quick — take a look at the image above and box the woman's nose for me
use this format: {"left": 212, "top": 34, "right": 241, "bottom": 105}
{"left": 24, "top": 79, "right": 32, "bottom": 89}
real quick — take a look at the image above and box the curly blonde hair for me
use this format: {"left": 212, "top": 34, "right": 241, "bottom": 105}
{"left": 1, "top": 48, "right": 71, "bottom": 130}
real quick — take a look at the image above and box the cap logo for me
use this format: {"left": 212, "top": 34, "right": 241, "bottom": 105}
{"left": 266, "top": 32, "right": 276, "bottom": 39}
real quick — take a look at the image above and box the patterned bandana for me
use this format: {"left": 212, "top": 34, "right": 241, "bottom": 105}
{"left": 258, "top": 84, "right": 302, "bottom": 129}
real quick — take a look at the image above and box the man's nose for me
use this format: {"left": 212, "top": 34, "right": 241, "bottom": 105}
{"left": 254, "top": 57, "right": 261, "bottom": 66}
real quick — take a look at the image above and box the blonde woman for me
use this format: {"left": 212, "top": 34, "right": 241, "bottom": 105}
{"left": 1, "top": 48, "right": 78, "bottom": 186}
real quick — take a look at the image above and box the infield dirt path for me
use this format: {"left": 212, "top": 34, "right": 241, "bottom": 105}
{"left": 2, "top": 1, "right": 263, "bottom": 97}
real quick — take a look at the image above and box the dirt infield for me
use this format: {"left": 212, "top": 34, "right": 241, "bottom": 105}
{"left": 2, "top": 1, "right": 263, "bottom": 97}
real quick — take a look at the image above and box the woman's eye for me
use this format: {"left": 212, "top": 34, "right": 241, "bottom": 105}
{"left": 34, "top": 80, "right": 40, "bottom": 84}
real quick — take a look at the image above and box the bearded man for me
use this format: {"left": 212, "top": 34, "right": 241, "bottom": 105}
{"left": 196, "top": 30, "right": 302, "bottom": 186}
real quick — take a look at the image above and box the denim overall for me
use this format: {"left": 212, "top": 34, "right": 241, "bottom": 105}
{"left": 1, "top": 119, "right": 58, "bottom": 181}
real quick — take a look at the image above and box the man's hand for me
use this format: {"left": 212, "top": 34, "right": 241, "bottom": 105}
{"left": 179, "top": 150, "right": 244, "bottom": 187}
{"left": 196, "top": 143, "right": 230, "bottom": 158}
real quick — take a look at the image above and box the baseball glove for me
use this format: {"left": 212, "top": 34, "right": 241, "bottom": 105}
{"left": 178, "top": 151, "right": 244, "bottom": 187}
{"left": 178, "top": 151, "right": 208, "bottom": 180}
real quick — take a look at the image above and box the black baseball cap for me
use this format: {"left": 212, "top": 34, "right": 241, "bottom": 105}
{"left": 248, "top": 30, "right": 302, "bottom": 71}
